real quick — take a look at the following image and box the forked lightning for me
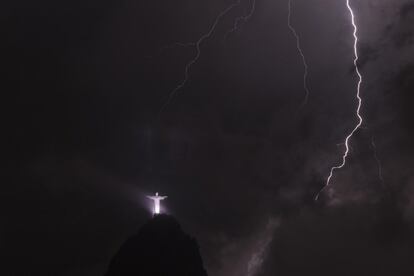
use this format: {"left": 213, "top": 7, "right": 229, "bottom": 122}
{"left": 316, "top": 0, "right": 363, "bottom": 200}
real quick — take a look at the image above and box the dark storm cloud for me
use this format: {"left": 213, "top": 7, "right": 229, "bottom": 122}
{"left": 3, "top": 0, "right": 414, "bottom": 275}
{"left": 400, "top": 2, "right": 414, "bottom": 19}
{"left": 390, "top": 2, "right": 414, "bottom": 47}
{"left": 393, "top": 63, "right": 414, "bottom": 131}
{"left": 260, "top": 203, "right": 414, "bottom": 276}
{"left": 257, "top": 0, "right": 414, "bottom": 274}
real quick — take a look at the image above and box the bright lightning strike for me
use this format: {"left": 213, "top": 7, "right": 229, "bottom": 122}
{"left": 316, "top": 0, "right": 363, "bottom": 201}
{"left": 159, "top": 1, "right": 240, "bottom": 115}
{"left": 287, "top": 0, "right": 310, "bottom": 106}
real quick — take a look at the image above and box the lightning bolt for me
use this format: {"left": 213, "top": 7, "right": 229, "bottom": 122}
{"left": 287, "top": 0, "right": 310, "bottom": 106}
{"left": 159, "top": 1, "right": 241, "bottom": 115}
{"left": 224, "top": 0, "right": 256, "bottom": 40}
{"left": 315, "top": 0, "right": 363, "bottom": 201}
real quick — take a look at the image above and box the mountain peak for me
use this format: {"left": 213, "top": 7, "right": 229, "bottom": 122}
{"left": 106, "top": 215, "right": 208, "bottom": 276}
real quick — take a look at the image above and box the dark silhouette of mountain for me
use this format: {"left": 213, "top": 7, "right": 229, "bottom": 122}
{"left": 105, "top": 214, "right": 208, "bottom": 276}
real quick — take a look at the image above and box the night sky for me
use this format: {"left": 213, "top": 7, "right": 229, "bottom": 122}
{"left": 3, "top": 0, "right": 414, "bottom": 275}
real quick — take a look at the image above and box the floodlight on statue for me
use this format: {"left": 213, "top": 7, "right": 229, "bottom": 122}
{"left": 147, "top": 192, "right": 168, "bottom": 215}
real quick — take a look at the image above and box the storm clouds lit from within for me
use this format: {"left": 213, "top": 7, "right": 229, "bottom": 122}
{"left": 4, "top": 0, "right": 414, "bottom": 275}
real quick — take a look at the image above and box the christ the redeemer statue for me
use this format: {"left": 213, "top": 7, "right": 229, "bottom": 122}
{"left": 147, "top": 192, "right": 167, "bottom": 215}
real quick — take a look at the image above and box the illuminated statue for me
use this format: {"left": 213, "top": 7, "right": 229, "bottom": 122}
{"left": 147, "top": 192, "right": 167, "bottom": 215}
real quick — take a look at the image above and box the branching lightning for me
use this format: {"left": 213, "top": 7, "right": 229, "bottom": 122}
{"left": 224, "top": 0, "right": 256, "bottom": 40}
{"left": 287, "top": 0, "right": 310, "bottom": 106}
{"left": 316, "top": 0, "right": 363, "bottom": 201}
{"left": 159, "top": 1, "right": 241, "bottom": 115}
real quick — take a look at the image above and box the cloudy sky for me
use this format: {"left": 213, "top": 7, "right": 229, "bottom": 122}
{"left": 3, "top": 0, "right": 414, "bottom": 275}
